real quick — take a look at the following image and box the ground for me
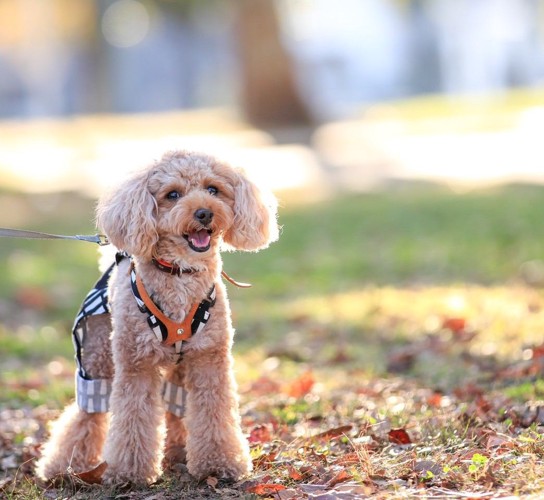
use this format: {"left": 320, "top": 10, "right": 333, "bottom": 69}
{"left": 2, "top": 185, "right": 544, "bottom": 498}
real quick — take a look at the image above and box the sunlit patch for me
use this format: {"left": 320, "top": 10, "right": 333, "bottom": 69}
{"left": 263, "top": 356, "right": 280, "bottom": 372}
{"left": 102, "top": 0, "right": 150, "bottom": 48}
{"left": 444, "top": 294, "right": 466, "bottom": 313}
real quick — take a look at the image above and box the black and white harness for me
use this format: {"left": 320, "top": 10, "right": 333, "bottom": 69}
{"left": 72, "top": 252, "right": 216, "bottom": 416}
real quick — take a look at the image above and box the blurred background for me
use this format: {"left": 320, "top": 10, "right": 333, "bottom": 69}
{"left": 5, "top": 3, "right": 544, "bottom": 495}
{"left": 1, "top": 0, "right": 544, "bottom": 194}
{"left": 2, "top": 0, "right": 544, "bottom": 406}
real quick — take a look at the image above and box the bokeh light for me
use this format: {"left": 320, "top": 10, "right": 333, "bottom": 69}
{"left": 102, "top": 0, "right": 150, "bottom": 48}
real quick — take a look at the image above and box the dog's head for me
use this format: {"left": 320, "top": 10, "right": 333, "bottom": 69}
{"left": 96, "top": 151, "right": 279, "bottom": 264}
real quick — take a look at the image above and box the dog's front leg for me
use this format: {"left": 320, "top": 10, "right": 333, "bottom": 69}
{"left": 184, "top": 347, "right": 252, "bottom": 481}
{"left": 101, "top": 361, "right": 165, "bottom": 485}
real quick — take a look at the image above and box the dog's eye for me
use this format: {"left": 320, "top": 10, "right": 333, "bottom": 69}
{"left": 207, "top": 186, "right": 219, "bottom": 196}
{"left": 166, "top": 190, "right": 181, "bottom": 200}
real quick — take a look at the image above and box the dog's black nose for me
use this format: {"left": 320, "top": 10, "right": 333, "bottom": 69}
{"left": 194, "top": 208, "right": 213, "bottom": 226}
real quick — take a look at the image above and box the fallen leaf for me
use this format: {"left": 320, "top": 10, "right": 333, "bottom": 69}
{"left": 485, "top": 433, "right": 514, "bottom": 452}
{"left": 253, "top": 450, "right": 278, "bottom": 469}
{"left": 75, "top": 461, "right": 107, "bottom": 484}
{"left": 442, "top": 317, "right": 466, "bottom": 333}
{"left": 531, "top": 344, "right": 544, "bottom": 359}
{"left": 427, "top": 392, "right": 444, "bottom": 408}
{"left": 277, "top": 489, "right": 299, "bottom": 500}
{"left": 284, "top": 371, "right": 315, "bottom": 398}
{"left": 248, "top": 424, "right": 273, "bottom": 444}
{"left": 327, "top": 469, "right": 352, "bottom": 487}
{"left": 313, "top": 424, "right": 353, "bottom": 442}
{"left": 246, "top": 483, "right": 287, "bottom": 495}
{"left": 388, "top": 428, "right": 412, "bottom": 445}
{"left": 287, "top": 465, "right": 303, "bottom": 481}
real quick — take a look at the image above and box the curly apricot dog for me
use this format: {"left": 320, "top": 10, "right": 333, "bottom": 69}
{"left": 36, "top": 151, "right": 278, "bottom": 485}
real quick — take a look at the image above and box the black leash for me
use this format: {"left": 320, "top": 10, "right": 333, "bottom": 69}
{"left": 0, "top": 227, "right": 109, "bottom": 246}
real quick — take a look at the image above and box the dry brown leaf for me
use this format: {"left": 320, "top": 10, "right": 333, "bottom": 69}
{"left": 427, "top": 391, "right": 444, "bottom": 408}
{"left": 326, "top": 469, "right": 352, "bottom": 487}
{"left": 312, "top": 424, "right": 353, "bottom": 442}
{"left": 284, "top": 371, "right": 315, "bottom": 398}
{"left": 442, "top": 317, "right": 466, "bottom": 333}
{"left": 246, "top": 482, "right": 287, "bottom": 496}
{"left": 287, "top": 465, "right": 304, "bottom": 481}
{"left": 248, "top": 424, "right": 273, "bottom": 444}
{"left": 75, "top": 461, "right": 107, "bottom": 484}
{"left": 253, "top": 450, "right": 278, "bottom": 469}
{"left": 388, "top": 428, "right": 412, "bottom": 445}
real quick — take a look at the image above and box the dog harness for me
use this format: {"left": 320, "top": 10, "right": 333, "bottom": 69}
{"left": 72, "top": 252, "right": 215, "bottom": 416}
{"left": 130, "top": 263, "right": 216, "bottom": 356}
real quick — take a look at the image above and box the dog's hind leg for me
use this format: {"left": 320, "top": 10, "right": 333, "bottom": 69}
{"left": 36, "top": 315, "right": 114, "bottom": 480}
{"left": 36, "top": 403, "right": 109, "bottom": 479}
{"left": 162, "top": 364, "right": 188, "bottom": 469}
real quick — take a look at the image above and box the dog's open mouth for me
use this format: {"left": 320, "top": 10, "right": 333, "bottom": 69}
{"left": 183, "top": 229, "right": 212, "bottom": 252}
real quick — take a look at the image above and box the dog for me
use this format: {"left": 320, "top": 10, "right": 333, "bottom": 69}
{"left": 35, "top": 150, "right": 279, "bottom": 485}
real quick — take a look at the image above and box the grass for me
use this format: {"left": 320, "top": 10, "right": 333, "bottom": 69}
{"left": 3, "top": 183, "right": 544, "bottom": 497}
{"left": 363, "top": 86, "right": 544, "bottom": 133}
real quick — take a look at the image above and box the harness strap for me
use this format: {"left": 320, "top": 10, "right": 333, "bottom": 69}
{"left": 72, "top": 261, "right": 115, "bottom": 379}
{"left": 134, "top": 270, "right": 198, "bottom": 344}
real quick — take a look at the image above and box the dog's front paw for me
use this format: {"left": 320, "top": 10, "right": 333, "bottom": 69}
{"left": 101, "top": 463, "right": 158, "bottom": 486}
{"left": 187, "top": 453, "right": 252, "bottom": 482}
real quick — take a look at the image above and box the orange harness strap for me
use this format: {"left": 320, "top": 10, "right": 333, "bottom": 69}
{"left": 134, "top": 272, "right": 199, "bottom": 345}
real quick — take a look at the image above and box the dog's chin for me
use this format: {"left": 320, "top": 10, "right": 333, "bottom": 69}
{"left": 183, "top": 229, "right": 212, "bottom": 253}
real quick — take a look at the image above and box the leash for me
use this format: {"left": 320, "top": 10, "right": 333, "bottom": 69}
{"left": 1, "top": 227, "right": 251, "bottom": 287}
{"left": 0, "top": 227, "right": 109, "bottom": 246}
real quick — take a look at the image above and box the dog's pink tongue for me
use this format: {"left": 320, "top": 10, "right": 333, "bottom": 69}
{"left": 189, "top": 229, "right": 211, "bottom": 248}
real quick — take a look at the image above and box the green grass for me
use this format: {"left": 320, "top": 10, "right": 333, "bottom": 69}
{"left": 363, "top": 87, "right": 544, "bottom": 133}
{"left": 225, "top": 183, "right": 544, "bottom": 299}
{"left": 2, "top": 183, "right": 544, "bottom": 370}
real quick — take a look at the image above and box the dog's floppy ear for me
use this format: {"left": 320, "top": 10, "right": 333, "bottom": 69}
{"left": 96, "top": 169, "right": 158, "bottom": 258}
{"left": 223, "top": 170, "right": 279, "bottom": 252}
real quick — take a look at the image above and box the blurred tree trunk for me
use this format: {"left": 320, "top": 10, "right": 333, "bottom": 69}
{"left": 235, "top": 0, "right": 311, "bottom": 126}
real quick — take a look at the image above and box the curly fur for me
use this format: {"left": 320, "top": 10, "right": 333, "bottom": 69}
{"left": 36, "top": 151, "right": 278, "bottom": 485}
